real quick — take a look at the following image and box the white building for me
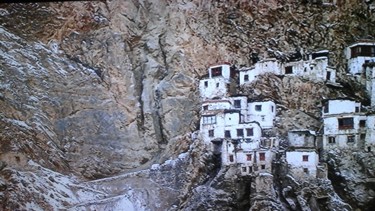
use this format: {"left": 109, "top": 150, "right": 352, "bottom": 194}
{"left": 322, "top": 99, "right": 361, "bottom": 115}
{"left": 286, "top": 150, "right": 319, "bottom": 179}
{"left": 199, "top": 64, "right": 236, "bottom": 100}
{"left": 345, "top": 40, "right": 375, "bottom": 75}
{"left": 220, "top": 138, "right": 277, "bottom": 175}
{"left": 322, "top": 99, "right": 367, "bottom": 149}
{"left": 239, "top": 59, "right": 281, "bottom": 85}
{"left": 247, "top": 101, "right": 277, "bottom": 129}
{"left": 364, "top": 63, "right": 375, "bottom": 107}
{"left": 286, "top": 130, "right": 319, "bottom": 179}
{"left": 365, "top": 115, "right": 375, "bottom": 153}
{"left": 239, "top": 50, "right": 336, "bottom": 85}
{"left": 200, "top": 110, "right": 262, "bottom": 143}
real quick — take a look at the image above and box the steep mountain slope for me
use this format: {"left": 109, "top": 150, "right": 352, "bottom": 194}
{"left": 1, "top": 0, "right": 375, "bottom": 210}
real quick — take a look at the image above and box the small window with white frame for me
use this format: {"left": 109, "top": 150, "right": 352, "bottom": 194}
{"left": 328, "top": 136, "right": 336, "bottom": 144}
{"left": 255, "top": 105, "right": 262, "bottom": 111}
{"left": 202, "top": 115, "right": 216, "bottom": 125}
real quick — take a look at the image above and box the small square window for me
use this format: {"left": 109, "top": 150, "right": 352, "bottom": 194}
{"left": 234, "top": 100, "right": 241, "bottom": 108}
{"left": 242, "top": 167, "right": 247, "bottom": 172}
{"left": 237, "top": 129, "right": 244, "bottom": 137}
{"left": 355, "top": 106, "right": 360, "bottom": 113}
{"left": 347, "top": 135, "right": 355, "bottom": 143}
{"left": 259, "top": 153, "right": 265, "bottom": 161}
{"left": 203, "top": 105, "right": 208, "bottom": 110}
{"left": 328, "top": 137, "right": 336, "bottom": 144}
{"left": 244, "top": 75, "right": 249, "bottom": 82}
{"left": 359, "top": 120, "right": 366, "bottom": 128}
{"left": 285, "top": 66, "right": 293, "bottom": 74}
{"left": 246, "top": 154, "right": 252, "bottom": 161}
{"left": 303, "top": 168, "right": 309, "bottom": 174}
{"left": 204, "top": 81, "right": 208, "bottom": 87}
{"left": 229, "top": 155, "right": 234, "bottom": 162}
{"left": 255, "top": 105, "right": 262, "bottom": 111}
{"left": 302, "top": 155, "right": 309, "bottom": 162}
{"left": 246, "top": 128, "right": 254, "bottom": 136}
{"left": 225, "top": 130, "right": 231, "bottom": 138}
{"left": 208, "top": 130, "right": 214, "bottom": 137}
{"left": 261, "top": 165, "right": 266, "bottom": 170}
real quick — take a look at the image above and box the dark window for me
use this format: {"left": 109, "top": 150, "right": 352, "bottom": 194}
{"left": 271, "top": 106, "right": 274, "bottom": 112}
{"left": 261, "top": 165, "right": 266, "bottom": 170}
{"left": 360, "top": 133, "right": 366, "bottom": 141}
{"left": 249, "top": 166, "right": 253, "bottom": 172}
{"left": 355, "top": 106, "right": 360, "bottom": 113}
{"left": 204, "top": 81, "right": 208, "bottom": 87}
{"left": 237, "top": 129, "right": 244, "bottom": 137}
{"left": 208, "top": 130, "right": 214, "bottom": 137}
{"left": 324, "top": 102, "right": 329, "bottom": 113}
{"left": 225, "top": 130, "right": 231, "bottom": 138}
{"left": 360, "top": 120, "right": 366, "bottom": 128}
{"left": 368, "top": 147, "right": 372, "bottom": 152}
{"left": 338, "top": 118, "right": 354, "bottom": 130}
{"left": 234, "top": 100, "right": 241, "bottom": 108}
{"left": 229, "top": 155, "right": 234, "bottom": 162}
{"left": 244, "top": 75, "right": 249, "bottom": 82}
{"left": 303, "top": 155, "right": 309, "bottom": 162}
{"left": 312, "top": 51, "right": 329, "bottom": 59}
{"left": 303, "top": 168, "right": 309, "bottom": 174}
{"left": 242, "top": 167, "right": 247, "bottom": 172}
{"left": 255, "top": 105, "right": 262, "bottom": 111}
{"left": 203, "top": 105, "right": 208, "bottom": 110}
{"left": 328, "top": 137, "right": 336, "bottom": 144}
{"left": 246, "top": 154, "right": 252, "bottom": 161}
{"left": 202, "top": 115, "right": 216, "bottom": 124}
{"left": 285, "top": 66, "right": 293, "bottom": 74}
{"left": 351, "top": 46, "right": 375, "bottom": 58}
{"left": 246, "top": 128, "right": 254, "bottom": 136}
{"left": 326, "top": 71, "right": 331, "bottom": 80}
{"left": 211, "top": 66, "right": 223, "bottom": 77}
{"left": 347, "top": 135, "right": 355, "bottom": 143}
{"left": 259, "top": 153, "right": 265, "bottom": 161}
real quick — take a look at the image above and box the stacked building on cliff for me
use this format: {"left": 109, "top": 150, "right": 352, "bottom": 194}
{"left": 198, "top": 43, "right": 375, "bottom": 179}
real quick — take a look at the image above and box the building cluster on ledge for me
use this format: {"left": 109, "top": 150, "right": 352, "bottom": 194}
{"left": 197, "top": 41, "right": 375, "bottom": 180}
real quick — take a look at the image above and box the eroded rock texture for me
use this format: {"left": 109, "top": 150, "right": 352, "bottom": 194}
{"left": 1, "top": 0, "right": 375, "bottom": 210}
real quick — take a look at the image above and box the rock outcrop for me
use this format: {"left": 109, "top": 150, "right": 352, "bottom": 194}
{"left": 1, "top": 0, "right": 375, "bottom": 210}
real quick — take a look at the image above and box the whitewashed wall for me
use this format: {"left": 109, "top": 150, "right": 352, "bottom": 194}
{"left": 345, "top": 42, "right": 375, "bottom": 75}
{"left": 247, "top": 101, "right": 276, "bottom": 129}
{"left": 365, "top": 115, "right": 375, "bottom": 151}
{"left": 202, "top": 100, "right": 231, "bottom": 111}
{"left": 286, "top": 151, "right": 319, "bottom": 179}
{"left": 239, "top": 59, "right": 281, "bottom": 85}
{"left": 239, "top": 55, "right": 336, "bottom": 85}
{"left": 200, "top": 112, "right": 262, "bottom": 143}
{"left": 323, "top": 100, "right": 361, "bottom": 116}
{"left": 323, "top": 115, "right": 367, "bottom": 149}
{"left": 199, "top": 77, "right": 228, "bottom": 100}
{"left": 209, "top": 64, "right": 232, "bottom": 80}
{"left": 365, "top": 66, "right": 375, "bottom": 107}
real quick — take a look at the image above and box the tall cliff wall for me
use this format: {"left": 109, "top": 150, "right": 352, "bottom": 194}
{"left": 1, "top": 0, "right": 374, "bottom": 210}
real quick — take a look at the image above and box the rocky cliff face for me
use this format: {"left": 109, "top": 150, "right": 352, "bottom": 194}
{"left": 1, "top": 0, "right": 375, "bottom": 210}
